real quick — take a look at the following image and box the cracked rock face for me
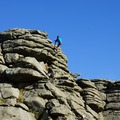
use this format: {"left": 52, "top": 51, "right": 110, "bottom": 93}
{"left": 0, "top": 28, "right": 119, "bottom": 120}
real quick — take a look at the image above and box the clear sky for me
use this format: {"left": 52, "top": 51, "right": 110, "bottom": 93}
{"left": 1, "top": 0, "right": 120, "bottom": 80}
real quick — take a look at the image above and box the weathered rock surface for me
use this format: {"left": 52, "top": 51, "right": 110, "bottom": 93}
{"left": 0, "top": 28, "right": 119, "bottom": 120}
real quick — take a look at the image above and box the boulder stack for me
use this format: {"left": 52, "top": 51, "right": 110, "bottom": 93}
{"left": 0, "top": 28, "right": 73, "bottom": 83}
{"left": 0, "top": 28, "right": 119, "bottom": 120}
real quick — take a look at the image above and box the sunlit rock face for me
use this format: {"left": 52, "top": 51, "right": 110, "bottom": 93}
{"left": 0, "top": 28, "right": 119, "bottom": 120}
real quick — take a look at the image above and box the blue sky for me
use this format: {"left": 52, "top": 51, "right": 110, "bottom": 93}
{"left": 1, "top": 0, "right": 120, "bottom": 80}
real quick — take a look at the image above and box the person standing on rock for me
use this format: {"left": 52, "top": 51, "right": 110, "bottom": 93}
{"left": 54, "top": 36, "right": 62, "bottom": 55}
{"left": 54, "top": 36, "right": 62, "bottom": 48}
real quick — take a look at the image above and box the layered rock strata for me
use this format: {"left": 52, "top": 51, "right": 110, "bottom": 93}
{"left": 0, "top": 28, "right": 119, "bottom": 120}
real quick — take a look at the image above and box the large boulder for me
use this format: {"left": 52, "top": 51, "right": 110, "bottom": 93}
{"left": 5, "top": 67, "right": 42, "bottom": 82}
{"left": 0, "top": 106, "right": 36, "bottom": 120}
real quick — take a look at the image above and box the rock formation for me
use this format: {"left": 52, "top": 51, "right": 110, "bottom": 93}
{"left": 0, "top": 28, "right": 119, "bottom": 120}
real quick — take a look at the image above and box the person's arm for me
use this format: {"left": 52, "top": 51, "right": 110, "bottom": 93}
{"left": 55, "top": 39, "right": 58, "bottom": 42}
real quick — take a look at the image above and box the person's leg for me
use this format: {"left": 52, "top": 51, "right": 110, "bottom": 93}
{"left": 57, "top": 41, "right": 60, "bottom": 47}
{"left": 51, "top": 71, "right": 54, "bottom": 78}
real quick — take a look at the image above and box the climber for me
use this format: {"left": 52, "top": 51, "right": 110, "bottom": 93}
{"left": 46, "top": 64, "right": 55, "bottom": 78}
{"left": 48, "top": 66, "right": 55, "bottom": 78}
{"left": 54, "top": 36, "right": 62, "bottom": 48}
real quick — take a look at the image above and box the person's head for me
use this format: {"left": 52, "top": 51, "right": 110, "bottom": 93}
{"left": 57, "top": 36, "right": 59, "bottom": 39}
